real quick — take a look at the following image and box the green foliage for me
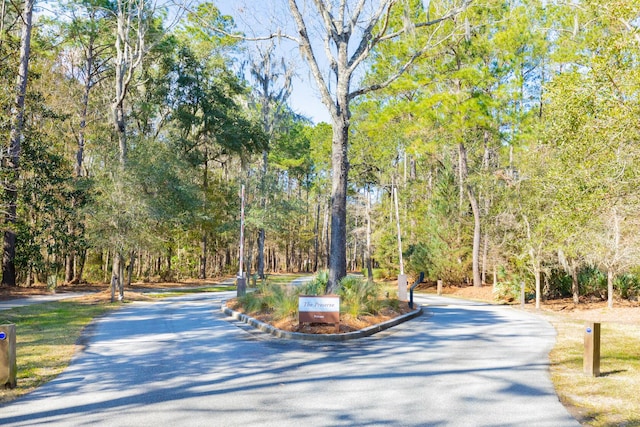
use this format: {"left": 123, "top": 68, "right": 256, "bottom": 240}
{"left": 616, "top": 273, "right": 640, "bottom": 300}
{"left": 238, "top": 280, "right": 298, "bottom": 320}
{"left": 404, "top": 167, "right": 471, "bottom": 284}
{"left": 492, "top": 266, "right": 521, "bottom": 302}
{"left": 372, "top": 268, "right": 394, "bottom": 281}
{"left": 238, "top": 288, "right": 269, "bottom": 314}
{"left": 237, "top": 273, "right": 394, "bottom": 322}
{"left": 338, "top": 276, "right": 382, "bottom": 318}
{"left": 578, "top": 267, "right": 607, "bottom": 299}
{"left": 12, "top": 117, "right": 81, "bottom": 283}
{"left": 544, "top": 270, "right": 574, "bottom": 299}
{"left": 297, "top": 270, "right": 328, "bottom": 296}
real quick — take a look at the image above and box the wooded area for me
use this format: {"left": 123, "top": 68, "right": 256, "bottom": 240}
{"left": 1, "top": 0, "right": 639, "bottom": 308}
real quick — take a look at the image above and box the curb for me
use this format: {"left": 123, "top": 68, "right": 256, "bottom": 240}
{"left": 221, "top": 304, "right": 423, "bottom": 342}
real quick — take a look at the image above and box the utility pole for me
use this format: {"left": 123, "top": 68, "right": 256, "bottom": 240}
{"left": 394, "top": 186, "right": 407, "bottom": 301}
{"left": 237, "top": 184, "right": 246, "bottom": 297}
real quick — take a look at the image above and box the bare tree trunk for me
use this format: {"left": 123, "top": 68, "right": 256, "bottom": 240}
{"left": 127, "top": 250, "right": 135, "bottom": 287}
{"left": 607, "top": 269, "right": 614, "bottom": 309}
{"left": 246, "top": 232, "right": 255, "bottom": 279}
{"left": 327, "top": 115, "right": 349, "bottom": 292}
{"left": 75, "top": 248, "right": 87, "bottom": 284}
{"left": 285, "top": 0, "right": 469, "bottom": 292}
{"left": 459, "top": 143, "right": 482, "bottom": 287}
{"left": 199, "top": 234, "right": 207, "bottom": 279}
{"left": 313, "top": 200, "right": 320, "bottom": 272}
{"left": 323, "top": 198, "right": 330, "bottom": 269}
{"left": 103, "top": 249, "right": 110, "bottom": 283}
{"left": 119, "top": 252, "right": 125, "bottom": 300}
{"left": 2, "top": 0, "right": 33, "bottom": 286}
{"left": 257, "top": 228, "right": 265, "bottom": 278}
{"left": 351, "top": 216, "right": 358, "bottom": 272}
{"left": 65, "top": 250, "right": 74, "bottom": 283}
{"left": 366, "top": 189, "right": 373, "bottom": 282}
{"left": 110, "top": 252, "right": 120, "bottom": 302}
{"left": 481, "top": 231, "right": 489, "bottom": 284}
{"left": 534, "top": 263, "right": 541, "bottom": 310}
{"left": 571, "top": 259, "right": 580, "bottom": 304}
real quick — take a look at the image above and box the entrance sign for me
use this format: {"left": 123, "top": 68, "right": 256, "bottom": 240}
{"left": 299, "top": 295, "right": 340, "bottom": 329}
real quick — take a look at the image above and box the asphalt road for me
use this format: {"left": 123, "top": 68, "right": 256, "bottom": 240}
{"left": 0, "top": 292, "right": 579, "bottom": 426}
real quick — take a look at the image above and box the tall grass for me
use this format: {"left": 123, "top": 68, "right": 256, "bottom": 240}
{"left": 338, "top": 276, "right": 381, "bottom": 318}
{"left": 237, "top": 273, "right": 394, "bottom": 322}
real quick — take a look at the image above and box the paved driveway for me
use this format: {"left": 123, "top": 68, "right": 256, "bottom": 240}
{"left": 0, "top": 292, "right": 579, "bottom": 426}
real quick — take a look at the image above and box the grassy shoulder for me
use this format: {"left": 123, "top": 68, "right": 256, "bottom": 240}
{"left": 0, "top": 279, "right": 240, "bottom": 404}
{"left": 545, "top": 314, "right": 640, "bottom": 426}
{"left": 0, "top": 300, "right": 117, "bottom": 403}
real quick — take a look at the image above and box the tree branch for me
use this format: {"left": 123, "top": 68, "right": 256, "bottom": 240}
{"left": 619, "top": 17, "right": 640, "bottom": 46}
{"left": 288, "top": 0, "right": 337, "bottom": 120}
{"left": 378, "top": 0, "right": 473, "bottom": 42}
{"left": 348, "top": 0, "right": 395, "bottom": 73}
{"left": 348, "top": 22, "right": 451, "bottom": 100}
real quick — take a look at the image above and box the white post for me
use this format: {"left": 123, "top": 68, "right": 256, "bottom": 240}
{"left": 237, "top": 184, "right": 246, "bottom": 297}
{"left": 394, "top": 186, "right": 407, "bottom": 300}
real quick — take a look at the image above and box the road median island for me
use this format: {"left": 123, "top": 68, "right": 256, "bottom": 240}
{"left": 221, "top": 303, "right": 423, "bottom": 341}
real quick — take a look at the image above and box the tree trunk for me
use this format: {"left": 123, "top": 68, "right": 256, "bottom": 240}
{"left": 313, "top": 201, "right": 320, "bottom": 272}
{"left": 481, "top": 230, "right": 489, "bottom": 284}
{"left": 246, "top": 232, "right": 255, "bottom": 279}
{"left": 110, "top": 252, "right": 121, "bottom": 303}
{"left": 459, "top": 143, "right": 482, "bottom": 287}
{"left": 74, "top": 248, "right": 87, "bottom": 284}
{"left": 127, "top": 250, "right": 135, "bottom": 287}
{"left": 76, "top": 43, "right": 94, "bottom": 177}
{"left": 607, "top": 269, "right": 614, "bottom": 309}
{"left": 366, "top": 189, "right": 373, "bottom": 282}
{"left": 119, "top": 252, "right": 125, "bottom": 300}
{"left": 65, "top": 253, "right": 74, "bottom": 283}
{"left": 571, "top": 259, "right": 579, "bottom": 304}
{"left": 257, "top": 229, "right": 265, "bottom": 278}
{"left": 2, "top": 0, "right": 33, "bottom": 287}
{"left": 534, "top": 265, "right": 541, "bottom": 310}
{"left": 327, "top": 115, "right": 349, "bottom": 292}
{"left": 323, "top": 198, "right": 330, "bottom": 270}
{"left": 468, "top": 189, "right": 482, "bottom": 287}
{"left": 199, "top": 234, "right": 207, "bottom": 279}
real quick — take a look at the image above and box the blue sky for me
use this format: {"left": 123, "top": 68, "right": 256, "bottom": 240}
{"left": 215, "top": 0, "right": 332, "bottom": 124}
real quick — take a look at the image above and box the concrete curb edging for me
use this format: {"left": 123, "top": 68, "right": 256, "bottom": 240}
{"left": 221, "top": 304, "right": 423, "bottom": 341}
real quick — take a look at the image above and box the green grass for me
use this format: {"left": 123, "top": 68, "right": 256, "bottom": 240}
{"left": 0, "top": 301, "right": 116, "bottom": 403}
{"left": 257, "top": 273, "right": 310, "bottom": 287}
{"left": 147, "top": 285, "right": 236, "bottom": 298}
{"left": 547, "top": 315, "right": 640, "bottom": 426}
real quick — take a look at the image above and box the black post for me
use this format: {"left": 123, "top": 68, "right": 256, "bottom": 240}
{"left": 409, "top": 272, "right": 425, "bottom": 309}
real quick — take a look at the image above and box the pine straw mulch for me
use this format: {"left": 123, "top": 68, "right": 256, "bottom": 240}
{"left": 225, "top": 297, "right": 415, "bottom": 334}
{"left": 420, "top": 283, "right": 640, "bottom": 324}
{"left": 0, "top": 279, "right": 226, "bottom": 304}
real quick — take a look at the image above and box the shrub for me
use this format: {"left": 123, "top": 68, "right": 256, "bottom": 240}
{"left": 373, "top": 268, "right": 393, "bottom": 281}
{"left": 237, "top": 280, "right": 299, "bottom": 321}
{"left": 297, "top": 270, "right": 328, "bottom": 296}
{"left": 338, "top": 276, "right": 381, "bottom": 318}
{"left": 616, "top": 273, "right": 640, "bottom": 299}
{"left": 266, "top": 284, "right": 298, "bottom": 319}
{"left": 579, "top": 266, "right": 607, "bottom": 298}
{"left": 238, "top": 287, "right": 269, "bottom": 313}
